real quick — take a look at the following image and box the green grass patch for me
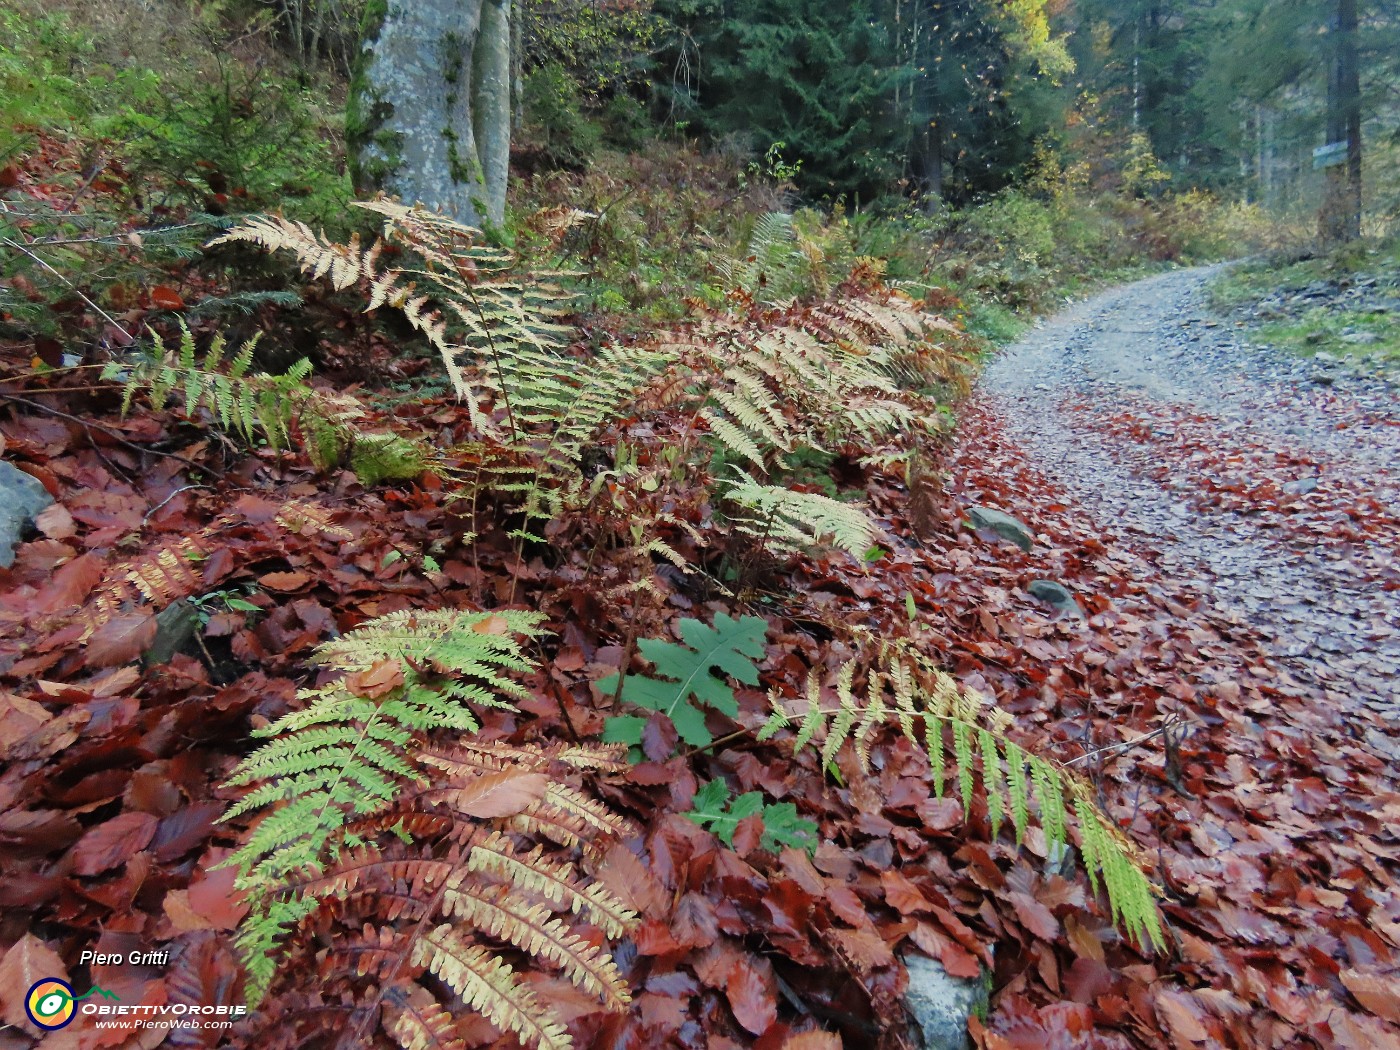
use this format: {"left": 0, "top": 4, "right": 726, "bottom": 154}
{"left": 1209, "top": 239, "right": 1400, "bottom": 370}
{"left": 1254, "top": 308, "right": 1400, "bottom": 368}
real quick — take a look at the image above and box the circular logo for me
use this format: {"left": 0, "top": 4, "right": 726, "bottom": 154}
{"left": 26, "top": 978, "right": 76, "bottom": 1030}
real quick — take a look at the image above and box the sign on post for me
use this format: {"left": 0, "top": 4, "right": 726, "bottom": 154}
{"left": 1313, "top": 142, "right": 1348, "bottom": 169}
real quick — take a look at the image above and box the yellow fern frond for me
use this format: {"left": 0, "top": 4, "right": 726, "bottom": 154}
{"left": 467, "top": 832, "right": 636, "bottom": 939}
{"left": 275, "top": 500, "right": 353, "bottom": 541}
{"left": 389, "top": 986, "right": 467, "bottom": 1050}
{"left": 413, "top": 930, "right": 571, "bottom": 1050}
{"left": 209, "top": 215, "right": 375, "bottom": 291}
{"left": 441, "top": 880, "right": 631, "bottom": 1007}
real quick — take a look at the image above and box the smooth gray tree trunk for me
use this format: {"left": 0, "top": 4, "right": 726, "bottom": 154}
{"left": 348, "top": 0, "right": 511, "bottom": 230}
{"left": 473, "top": 0, "right": 512, "bottom": 226}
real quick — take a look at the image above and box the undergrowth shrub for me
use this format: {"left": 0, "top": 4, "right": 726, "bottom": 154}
{"left": 0, "top": 1, "right": 351, "bottom": 229}
{"left": 0, "top": 192, "right": 227, "bottom": 345}
{"left": 264, "top": 0, "right": 367, "bottom": 76}
{"left": 520, "top": 62, "right": 605, "bottom": 171}
{"left": 117, "top": 52, "right": 351, "bottom": 228}
{"left": 511, "top": 144, "right": 778, "bottom": 322}
{"left": 218, "top": 198, "right": 968, "bottom": 554}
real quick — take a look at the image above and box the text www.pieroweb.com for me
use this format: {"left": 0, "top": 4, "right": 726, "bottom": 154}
{"left": 84, "top": 1003, "right": 246, "bottom": 1030}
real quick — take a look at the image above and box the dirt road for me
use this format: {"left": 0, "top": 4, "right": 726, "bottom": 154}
{"left": 979, "top": 266, "right": 1399, "bottom": 751}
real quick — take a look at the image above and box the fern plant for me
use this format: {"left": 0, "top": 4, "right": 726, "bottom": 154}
{"left": 224, "top": 609, "right": 547, "bottom": 908}
{"left": 660, "top": 295, "right": 941, "bottom": 476}
{"left": 221, "top": 609, "right": 639, "bottom": 1050}
{"left": 210, "top": 200, "right": 577, "bottom": 437}
{"left": 104, "top": 319, "right": 366, "bottom": 469}
{"left": 214, "top": 200, "right": 675, "bottom": 527}
{"left": 599, "top": 613, "right": 767, "bottom": 749}
{"left": 758, "top": 635, "right": 1165, "bottom": 950}
{"left": 718, "top": 211, "right": 832, "bottom": 302}
{"left": 722, "top": 469, "right": 877, "bottom": 558}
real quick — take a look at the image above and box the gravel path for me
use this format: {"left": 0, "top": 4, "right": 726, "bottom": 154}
{"left": 980, "top": 265, "right": 1400, "bottom": 751}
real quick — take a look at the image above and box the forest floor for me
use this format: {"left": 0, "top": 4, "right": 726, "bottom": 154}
{"left": 5, "top": 237, "right": 1400, "bottom": 1048}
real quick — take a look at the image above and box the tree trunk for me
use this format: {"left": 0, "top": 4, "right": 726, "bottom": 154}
{"left": 474, "top": 0, "right": 512, "bottom": 226}
{"left": 348, "top": 0, "right": 512, "bottom": 230}
{"left": 1319, "top": 0, "right": 1361, "bottom": 244}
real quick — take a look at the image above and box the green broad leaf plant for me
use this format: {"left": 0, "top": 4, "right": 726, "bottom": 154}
{"left": 599, "top": 613, "right": 767, "bottom": 749}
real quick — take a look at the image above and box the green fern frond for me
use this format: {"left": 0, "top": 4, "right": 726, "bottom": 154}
{"left": 760, "top": 636, "right": 1164, "bottom": 950}
{"left": 219, "top": 611, "right": 546, "bottom": 991}
{"left": 719, "top": 211, "right": 811, "bottom": 302}
{"left": 723, "top": 469, "right": 877, "bottom": 558}
{"left": 103, "top": 320, "right": 349, "bottom": 458}
{"left": 222, "top": 619, "right": 637, "bottom": 1050}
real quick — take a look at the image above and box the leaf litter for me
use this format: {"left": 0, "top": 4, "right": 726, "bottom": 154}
{"left": 0, "top": 257, "right": 1397, "bottom": 1049}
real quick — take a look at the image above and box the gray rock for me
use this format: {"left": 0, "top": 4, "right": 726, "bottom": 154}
{"left": 903, "top": 953, "right": 990, "bottom": 1050}
{"left": 0, "top": 461, "right": 54, "bottom": 568}
{"left": 967, "top": 506, "right": 1035, "bottom": 553}
{"left": 144, "top": 600, "right": 200, "bottom": 667}
{"left": 1282, "top": 476, "right": 1319, "bottom": 496}
{"left": 1045, "top": 839, "right": 1078, "bottom": 879}
{"left": 1339, "top": 331, "right": 1380, "bottom": 345}
{"left": 1028, "top": 579, "right": 1085, "bottom": 618}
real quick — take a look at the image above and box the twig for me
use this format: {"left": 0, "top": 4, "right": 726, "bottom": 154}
{"left": 534, "top": 636, "right": 583, "bottom": 746}
{"left": 1063, "top": 717, "right": 1185, "bottom": 768}
{"left": 611, "top": 619, "right": 639, "bottom": 708}
{"left": 58, "top": 152, "right": 109, "bottom": 214}
{"left": 681, "top": 726, "right": 752, "bottom": 759}
{"left": 0, "top": 393, "right": 228, "bottom": 480}
{"left": 10, "top": 222, "right": 207, "bottom": 247}
{"left": 1, "top": 236, "right": 127, "bottom": 334}
{"left": 143, "top": 485, "right": 211, "bottom": 524}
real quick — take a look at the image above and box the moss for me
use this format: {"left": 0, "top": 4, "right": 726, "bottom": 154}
{"left": 1254, "top": 309, "right": 1400, "bottom": 368}
{"left": 345, "top": 0, "right": 401, "bottom": 193}
{"left": 1207, "top": 240, "right": 1400, "bottom": 372}
{"left": 440, "top": 31, "right": 466, "bottom": 86}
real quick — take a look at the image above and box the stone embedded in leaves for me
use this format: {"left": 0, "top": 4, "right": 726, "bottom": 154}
{"left": 144, "top": 599, "right": 200, "bottom": 667}
{"left": 902, "top": 950, "right": 991, "bottom": 1050}
{"left": 1027, "top": 579, "right": 1084, "bottom": 618}
{"left": 967, "top": 505, "right": 1035, "bottom": 552}
{"left": 0, "top": 461, "right": 53, "bottom": 568}
{"left": 599, "top": 613, "right": 767, "bottom": 748}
